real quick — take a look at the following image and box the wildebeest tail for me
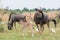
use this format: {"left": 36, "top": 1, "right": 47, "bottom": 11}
{"left": 52, "top": 19, "right": 57, "bottom": 28}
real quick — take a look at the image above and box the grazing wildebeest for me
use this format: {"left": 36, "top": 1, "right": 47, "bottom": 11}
{"left": 34, "top": 8, "right": 57, "bottom": 34}
{"left": 8, "top": 13, "right": 27, "bottom": 30}
{"left": 8, "top": 13, "right": 34, "bottom": 37}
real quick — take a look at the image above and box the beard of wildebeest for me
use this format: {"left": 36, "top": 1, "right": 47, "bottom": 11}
{"left": 37, "top": 13, "right": 43, "bottom": 19}
{"left": 35, "top": 8, "right": 44, "bottom": 19}
{"left": 34, "top": 12, "right": 43, "bottom": 20}
{"left": 8, "top": 21, "right": 13, "bottom": 30}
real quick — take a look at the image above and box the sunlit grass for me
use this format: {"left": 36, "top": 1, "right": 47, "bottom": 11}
{"left": 0, "top": 22, "right": 60, "bottom": 40}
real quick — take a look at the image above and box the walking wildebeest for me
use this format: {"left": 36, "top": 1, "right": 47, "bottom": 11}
{"left": 8, "top": 13, "right": 27, "bottom": 30}
{"left": 34, "top": 8, "right": 57, "bottom": 34}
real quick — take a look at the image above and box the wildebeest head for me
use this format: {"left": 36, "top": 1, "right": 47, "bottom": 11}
{"left": 22, "top": 16, "right": 27, "bottom": 22}
{"left": 8, "top": 21, "right": 13, "bottom": 30}
{"left": 35, "top": 8, "right": 43, "bottom": 13}
{"left": 35, "top": 8, "right": 44, "bottom": 19}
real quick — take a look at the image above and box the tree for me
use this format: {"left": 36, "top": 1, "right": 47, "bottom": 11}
{"left": 42, "top": 8, "right": 46, "bottom": 12}
{"left": 22, "top": 7, "right": 29, "bottom": 12}
{"left": 5, "top": 6, "right": 9, "bottom": 11}
{"left": 52, "top": 8, "right": 55, "bottom": 11}
{"left": 47, "top": 9, "right": 51, "bottom": 11}
{"left": 57, "top": 8, "right": 60, "bottom": 11}
{"left": 30, "top": 9, "right": 35, "bottom": 12}
{"left": 8, "top": 9, "right": 16, "bottom": 14}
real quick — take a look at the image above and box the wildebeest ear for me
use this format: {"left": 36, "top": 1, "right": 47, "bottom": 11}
{"left": 38, "top": 9, "right": 43, "bottom": 14}
{"left": 35, "top": 8, "right": 38, "bottom": 11}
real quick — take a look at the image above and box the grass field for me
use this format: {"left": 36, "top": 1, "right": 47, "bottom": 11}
{"left": 0, "top": 22, "right": 60, "bottom": 40}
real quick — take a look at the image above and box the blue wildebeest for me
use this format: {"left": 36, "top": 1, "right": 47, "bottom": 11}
{"left": 34, "top": 8, "right": 57, "bottom": 34}
{"left": 8, "top": 13, "right": 34, "bottom": 37}
{"left": 8, "top": 13, "right": 27, "bottom": 30}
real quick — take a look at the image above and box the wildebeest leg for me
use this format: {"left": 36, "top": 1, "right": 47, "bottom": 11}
{"left": 40, "top": 24, "right": 44, "bottom": 35}
{"left": 20, "top": 22, "right": 27, "bottom": 37}
{"left": 36, "top": 24, "right": 40, "bottom": 33}
{"left": 31, "top": 28, "right": 34, "bottom": 37}
{"left": 30, "top": 25, "right": 34, "bottom": 37}
{"left": 22, "top": 25, "right": 27, "bottom": 37}
{"left": 52, "top": 20, "right": 57, "bottom": 28}
{"left": 19, "top": 21, "right": 25, "bottom": 36}
{"left": 23, "top": 28, "right": 26, "bottom": 37}
{"left": 47, "top": 22, "right": 50, "bottom": 33}
{"left": 14, "top": 22, "right": 16, "bottom": 30}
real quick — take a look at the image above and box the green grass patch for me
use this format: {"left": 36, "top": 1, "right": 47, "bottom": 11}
{"left": 0, "top": 22, "right": 60, "bottom": 40}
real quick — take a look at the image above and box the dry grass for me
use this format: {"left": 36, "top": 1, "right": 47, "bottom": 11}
{"left": 0, "top": 11, "right": 59, "bottom": 22}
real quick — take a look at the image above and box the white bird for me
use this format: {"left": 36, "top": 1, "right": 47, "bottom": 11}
{"left": 51, "top": 28, "right": 56, "bottom": 33}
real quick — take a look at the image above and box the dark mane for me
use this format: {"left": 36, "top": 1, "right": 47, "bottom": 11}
{"left": 8, "top": 13, "right": 13, "bottom": 21}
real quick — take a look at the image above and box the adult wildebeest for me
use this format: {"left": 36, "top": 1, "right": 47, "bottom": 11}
{"left": 8, "top": 13, "right": 34, "bottom": 37}
{"left": 34, "top": 8, "right": 57, "bottom": 34}
{"left": 8, "top": 13, "right": 27, "bottom": 30}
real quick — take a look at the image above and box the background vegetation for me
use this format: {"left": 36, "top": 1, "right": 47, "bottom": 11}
{"left": 0, "top": 7, "right": 60, "bottom": 14}
{"left": 0, "top": 7, "right": 60, "bottom": 40}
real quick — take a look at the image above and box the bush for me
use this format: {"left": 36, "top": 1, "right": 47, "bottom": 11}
{"left": 0, "top": 22, "right": 4, "bottom": 32}
{"left": 0, "top": 26, "right": 4, "bottom": 32}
